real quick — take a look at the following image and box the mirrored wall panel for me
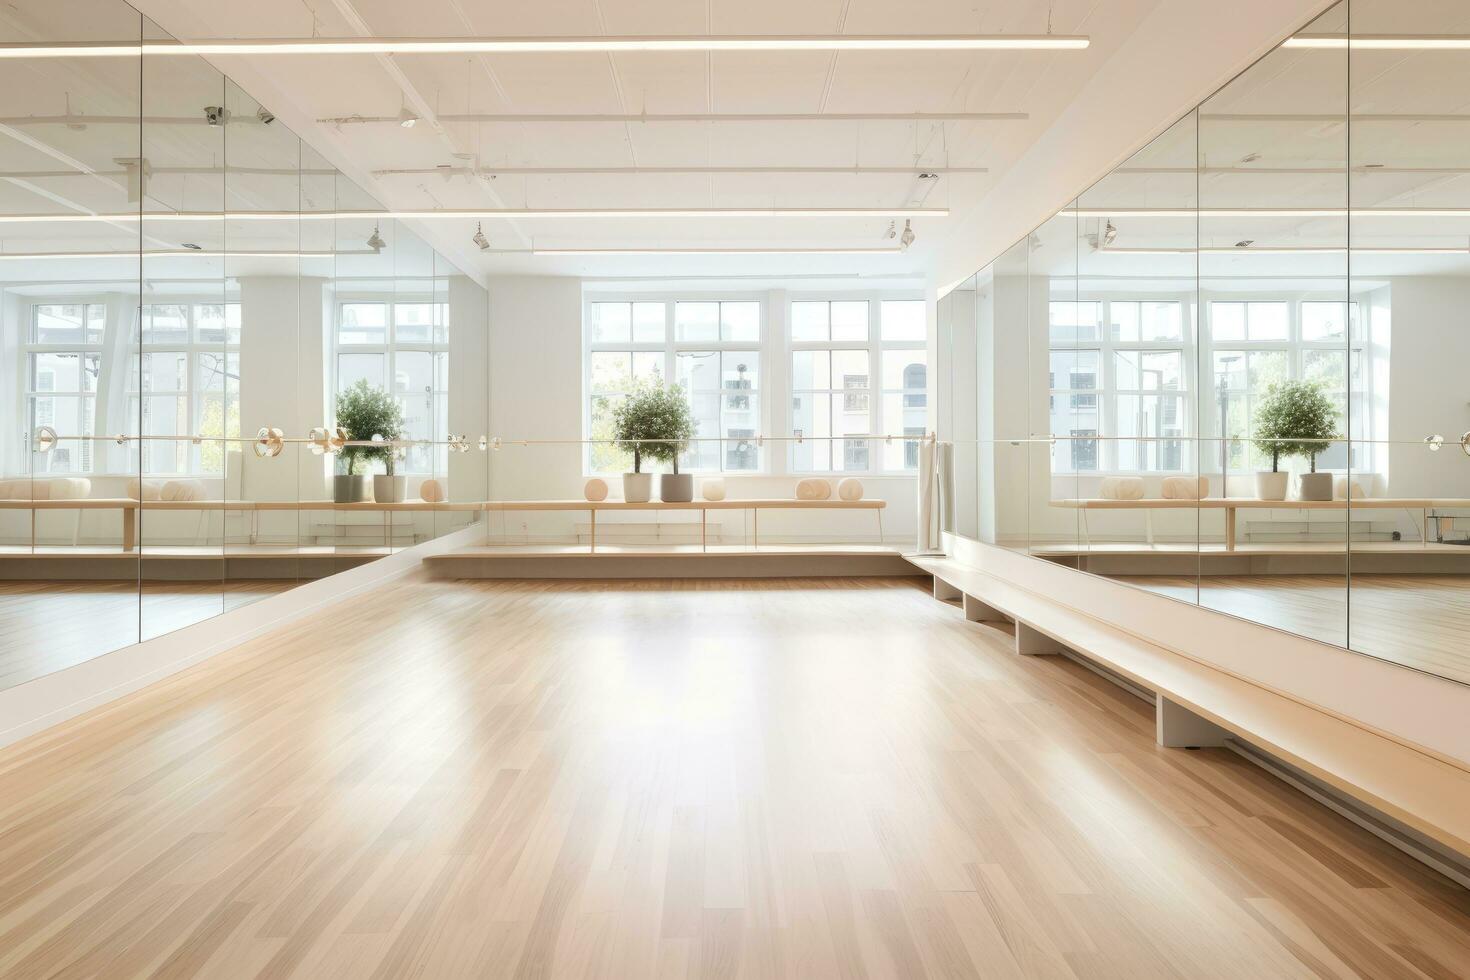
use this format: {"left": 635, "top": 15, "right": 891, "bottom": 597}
{"left": 937, "top": 0, "right": 1470, "bottom": 688}
{"left": 0, "top": 1, "right": 490, "bottom": 692}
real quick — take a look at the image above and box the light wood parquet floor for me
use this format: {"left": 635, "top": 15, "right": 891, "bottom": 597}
{"left": 1, "top": 575, "right": 1467, "bottom": 978}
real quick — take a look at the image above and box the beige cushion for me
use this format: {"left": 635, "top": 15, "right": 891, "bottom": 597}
{"left": 700, "top": 477, "right": 727, "bottom": 501}
{"left": 160, "top": 479, "right": 206, "bottom": 502}
{"left": 836, "top": 478, "right": 864, "bottom": 501}
{"left": 582, "top": 478, "right": 607, "bottom": 503}
{"left": 420, "top": 478, "right": 446, "bottom": 503}
{"left": 1161, "top": 476, "right": 1209, "bottom": 500}
{"left": 46, "top": 478, "right": 90, "bottom": 500}
{"left": 795, "top": 478, "right": 832, "bottom": 501}
{"left": 1100, "top": 476, "right": 1145, "bottom": 501}
{"left": 1334, "top": 476, "right": 1367, "bottom": 500}
{"left": 127, "top": 478, "right": 164, "bottom": 501}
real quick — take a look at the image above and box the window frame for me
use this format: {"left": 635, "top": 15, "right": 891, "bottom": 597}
{"left": 787, "top": 293, "right": 927, "bottom": 476}
{"left": 332, "top": 294, "right": 451, "bottom": 476}
{"left": 583, "top": 294, "right": 767, "bottom": 476}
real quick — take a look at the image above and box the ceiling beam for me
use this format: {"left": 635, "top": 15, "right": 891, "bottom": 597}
{"left": 371, "top": 166, "right": 987, "bottom": 177}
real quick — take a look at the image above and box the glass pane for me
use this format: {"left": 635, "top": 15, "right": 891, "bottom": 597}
{"left": 632, "top": 302, "right": 664, "bottom": 342}
{"left": 1049, "top": 300, "right": 1100, "bottom": 342}
{"left": 339, "top": 302, "right": 388, "bottom": 344}
{"left": 1210, "top": 302, "right": 1245, "bottom": 342}
{"left": 338, "top": 352, "right": 385, "bottom": 391}
{"left": 1247, "top": 301, "right": 1288, "bottom": 341}
{"left": 142, "top": 305, "right": 189, "bottom": 344}
{"left": 1301, "top": 301, "right": 1348, "bottom": 342}
{"left": 675, "top": 302, "right": 719, "bottom": 342}
{"left": 1114, "top": 350, "right": 1183, "bottom": 391}
{"left": 30, "top": 352, "right": 98, "bottom": 393}
{"left": 1142, "top": 302, "right": 1182, "bottom": 341}
{"left": 32, "top": 303, "right": 104, "bottom": 344}
{"left": 676, "top": 351, "right": 721, "bottom": 471}
{"left": 790, "top": 392, "right": 831, "bottom": 470}
{"left": 589, "top": 393, "right": 628, "bottom": 472}
{"left": 632, "top": 351, "right": 663, "bottom": 382}
{"left": 881, "top": 394, "right": 926, "bottom": 470}
{"left": 882, "top": 349, "right": 927, "bottom": 391}
{"left": 1109, "top": 302, "right": 1140, "bottom": 342}
{"left": 722, "top": 353, "right": 759, "bottom": 471}
{"left": 791, "top": 301, "right": 828, "bottom": 341}
{"left": 791, "top": 350, "right": 831, "bottom": 390}
{"left": 832, "top": 350, "right": 870, "bottom": 405}
{"left": 590, "top": 351, "right": 632, "bottom": 392}
{"left": 395, "top": 303, "right": 435, "bottom": 343}
{"left": 880, "top": 300, "right": 924, "bottom": 341}
{"left": 590, "top": 302, "right": 631, "bottom": 343}
{"left": 832, "top": 301, "right": 868, "bottom": 341}
{"left": 721, "top": 302, "right": 759, "bottom": 342}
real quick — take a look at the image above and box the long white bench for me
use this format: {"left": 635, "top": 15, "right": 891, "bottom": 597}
{"left": 908, "top": 554, "right": 1470, "bottom": 866}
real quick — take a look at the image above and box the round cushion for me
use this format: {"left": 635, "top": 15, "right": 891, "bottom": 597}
{"left": 836, "top": 478, "right": 864, "bottom": 501}
{"left": 583, "top": 477, "right": 609, "bottom": 502}
{"left": 160, "top": 479, "right": 205, "bottom": 502}
{"left": 46, "top": 478, "right": 92, "bottom": 500}
{"left": 420, "top": 478, "right": 445, "bottom": 502}
{"left": 1334, "top": 476, "right": 1366, "bottom": 500}
{"left": 1161, "top": 476, "right": 1209, "bottom": 500}
{"left": 701, "top": 477, "right": 726, "bottom": 502}
{"left": 795, "top": 478, "right": 832, "bottom": 501}
{"left": 127, "top": 478, "right": 164, "bottom": 501}
{"left": 1100, "top": 476, "right": 1145, "bottom": 501}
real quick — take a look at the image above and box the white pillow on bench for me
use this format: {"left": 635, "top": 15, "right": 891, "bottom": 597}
{"left": 1100, "top": 476, "right": 1145, "bottom": 500}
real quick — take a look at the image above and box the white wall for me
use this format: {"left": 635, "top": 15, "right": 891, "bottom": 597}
{"left": 1383, "top": 278, "right": 1470, "bottom": 500}
{"left": 483, "top": 275, "right": 919, "bottom": 545}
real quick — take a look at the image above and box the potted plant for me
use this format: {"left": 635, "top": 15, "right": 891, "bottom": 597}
{"left": 1251, "top": 380, "right": 1340, "bottom": 501}
{"left": 611, "top": 377, "right": 697, "bottom": 502}
{"left": 334, "top": 379, "right": 406, "bottom": 503}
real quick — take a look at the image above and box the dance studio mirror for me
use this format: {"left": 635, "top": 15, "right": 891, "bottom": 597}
{"left": 0, "top": 0, "right": 487, "bottom": 691}
{"left": 938, "top": 0, "right": 1470, "bottom": 688}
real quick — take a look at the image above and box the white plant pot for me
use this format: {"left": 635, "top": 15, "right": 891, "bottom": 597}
{"left": 1297, "top": 472, "right": 1333, "bottom": 502}
{"left": 622, "top": 472, "right": 652, "bottom": 503}
{"left": 1254, "top": 471, "right": 1288, "bottom": 501}
{"left": 373, "top": 474, "right": 407, "bottom": 503}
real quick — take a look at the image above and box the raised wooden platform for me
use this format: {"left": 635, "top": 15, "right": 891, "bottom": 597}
{"left": 425, "top": 543, "right": 915, "bottom": 579}
{"left": 908, "top": 554, "right": 1470, "bottom": 873}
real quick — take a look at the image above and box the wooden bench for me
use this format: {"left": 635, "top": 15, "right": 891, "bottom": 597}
{"left": 0, "top": 497, "right": 885, "bottom": 553}
{"left": 1052, "top": 497, "right": 1470, "bottom": 551}
{"left": 908, "top": 554, "right": 1470, "bottom": 864}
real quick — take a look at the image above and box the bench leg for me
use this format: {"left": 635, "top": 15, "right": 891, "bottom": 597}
{"left": 1016, "top": 621, "right": 1064, "bottom": 656}
{"left": 933, "top": 576, "right": 961, "bottom": 602}
{"left": 963, "top": 593, "right": 1007, "bottom": 624}
{"left": 1156, "top": 696, "right": 1230, "bottom": 748}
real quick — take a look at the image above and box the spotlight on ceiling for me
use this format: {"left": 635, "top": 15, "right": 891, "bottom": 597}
{"left": 203, "top": 105, "right": 225, "bottom": 126}
{"left": 181, "top": 242, "right": 202, "bottom": 250}
{"left": 256, "top": 106, "right": 275, "bottom": 125}
{"left": 883, "top": 220, "right": 896, "bottom": 240}
{"left": 899, "top": 219, "right": 915, "bottom": 251}
{"left": 471, "top": 221, "right": 490, "bottom": 251}
{"left": 397, "top": 106, "right": 419, "bottom": 128}
{"left": 1235, "top": 239, "right": 1254, "bottom": 248}
{"left": 1103, "top": 220, "right": 1118, "bottom": 246}
{"left": 366, "top": 223, "right": 386, "bottom": 252}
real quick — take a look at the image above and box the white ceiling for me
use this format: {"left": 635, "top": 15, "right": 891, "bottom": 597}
{"left": 102, "top": 0, "right": 1170, "bottom": 283}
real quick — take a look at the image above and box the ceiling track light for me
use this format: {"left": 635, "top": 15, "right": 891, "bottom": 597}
{"left": 366, "top": 224, "right": 386, "bottom": 252}
{"left": 0, "top": 207, "right": 948, "bottom": 223}
{"left": 899, "top": 219, "right": 915, "bottom": 251}
{"left": 471, "top": 221, "right": 490, "bottom": 251}
{"left": 0, "top": 35, "right": 1090, "bottom": 59}
{"left": 397, "top": 105, "right": 419, "bottom": 128}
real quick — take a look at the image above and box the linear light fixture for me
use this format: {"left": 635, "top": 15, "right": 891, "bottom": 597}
{"left": 1284, "top": 35, "right": 1470, "bottom": 50}
{"left": 1095, "top": 245, "right": 1470, "bottom": 255}
{"left": 0, "top": 35, "right": 1089, "bottom": 59}
{"left": 1067, "top": 207, "right": 1470, "bottom": 218}
{"left": 532, "top": 246, "right": 906, "bottom": 256}
{"left": 0, "top": 249, "right": 341, "bottom": 260}
{"left": 0, "top": 207, "right": 949, "bottom": 223}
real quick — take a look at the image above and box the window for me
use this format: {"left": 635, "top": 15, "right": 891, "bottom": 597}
{"left": 1208, "top": 299, "right": 1365, "bottom": 471}
{"left": 585, "top": 299, "right": 762, "bottom": 474}
{"left": 789, "top": 298, "right": 926, "bottom": 473}
{"left": 1049, "top": 299, "right": 1187, "bottom": 473}
{"left": 24, "top": 301, "right": 239, "bottom": 475}
{"left": 334, "top": 300, "right": 449, "bottom": 474}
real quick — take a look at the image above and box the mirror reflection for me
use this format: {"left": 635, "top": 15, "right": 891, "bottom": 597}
{"left": 937, "top": 0, "right": 1470, "bottom": 688}
{"left": 0, "top": 1, "right": 487, "bottom": 691}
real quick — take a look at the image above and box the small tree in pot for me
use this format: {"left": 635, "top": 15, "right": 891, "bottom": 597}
{"left": 612, "top": 377, "right": 697, "bottom": 502}
{"left": 334, "top": 379, "right": 406, "bottom": 503}
{"left": 1252, "top": 380, "right": 1339, "bottom": 501}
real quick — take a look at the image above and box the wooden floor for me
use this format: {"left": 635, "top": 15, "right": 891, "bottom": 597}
{"left": 1113, "top": 574, "right": 1470, "bottom": 686}
{"left": 1, "top": 576, "right": 1467, "bottom": 978}
{"left": 0, "top": 580, "right": 294, "bottom": 690}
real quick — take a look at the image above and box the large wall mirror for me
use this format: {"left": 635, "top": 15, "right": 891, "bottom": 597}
{"left": 0, "top": 0, "right": 489, "bottom": 693}
{"left": 938, "top": 0, "right": 1470, "bottom": 689}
